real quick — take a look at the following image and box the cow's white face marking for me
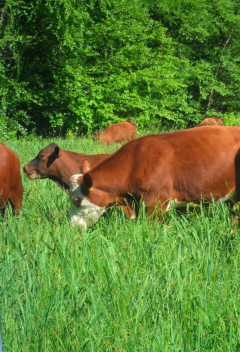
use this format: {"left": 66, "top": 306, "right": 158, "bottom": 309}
{"left": 69, "top": 174, "right": 105, "bottom": 228}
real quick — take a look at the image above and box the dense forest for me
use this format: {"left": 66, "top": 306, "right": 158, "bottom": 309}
{"left": 0, "top": 0, "right": 240, "bottom": 138}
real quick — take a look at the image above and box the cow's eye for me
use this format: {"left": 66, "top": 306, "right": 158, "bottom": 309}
{"left": 72, "top": 197, "right": 81, "bottom": 207}
{"left": 39, "top": 154, "right": 44, "bottom": 159}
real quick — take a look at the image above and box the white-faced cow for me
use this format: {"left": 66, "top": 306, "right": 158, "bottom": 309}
{"left": 69, "top": 126, "right": 240, "bottom": 227}
{"left": 0, "top": 144, "right": 23, "bottom": 216}
{"left": 92, "top": 119, "right": 137, "bottom": 145}
{"left": 23, "top": 143, "right": 109, "bottom": 191}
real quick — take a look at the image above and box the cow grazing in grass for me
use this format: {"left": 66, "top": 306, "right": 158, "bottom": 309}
{"left": 23, "top": 143, "right": 109, "bottom": 191}
{"left": 92, "top": 119, "right": 137, "bottom": 145}
{"left": 196, "top": 116, "right": 224, "bottom": 127}
{"left": 69, "top": 126, "right": 240, "bottom": 227}
{"left": 0, "top": 144, "right": 23, "bottom": 216}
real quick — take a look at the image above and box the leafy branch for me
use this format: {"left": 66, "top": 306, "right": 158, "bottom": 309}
{"left": 206, "top": 27, "right": 234, "bottom": 112}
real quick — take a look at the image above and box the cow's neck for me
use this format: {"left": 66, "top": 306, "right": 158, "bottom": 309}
{"left": 49, "top": 149, "right": 88, "bottom": 191}
{"left": 92, "top": 157, "right": 131, "bottom": 196}
{"left": 49, "top": 175, "right": 70, "bottom": 191}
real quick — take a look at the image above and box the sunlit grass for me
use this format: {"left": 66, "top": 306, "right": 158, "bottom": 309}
{"left": 0, "top": 137, "right": 240, "bottom": 351}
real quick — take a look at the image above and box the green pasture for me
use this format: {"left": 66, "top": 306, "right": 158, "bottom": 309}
{"left": 1, "top": 136, "right": 240, "bottom": 351}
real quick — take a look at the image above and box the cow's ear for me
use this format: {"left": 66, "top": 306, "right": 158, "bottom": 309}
{"left": 54, "top": 146, "right": 60, "bottom": 157}
{"left": 91, "top": 136, "right": 96, "bottom": 141}
{"left": 83, "top": 173, "right": 93, "bottom": 189}
{"left": 80, "top": 159, "right": 90, "bottom": 174}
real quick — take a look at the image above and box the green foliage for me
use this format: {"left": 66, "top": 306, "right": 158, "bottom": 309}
{"left": 1, "top": 137, "right": 240, "bottom": 350}
{"left": 1, "top": 0, "right": 240, "bottom": 136}
{"left": 0, "top": 114, "right": 27, "bottom": 141}
{"left": 224, "top": 112, "right": 240, "bottom": 126}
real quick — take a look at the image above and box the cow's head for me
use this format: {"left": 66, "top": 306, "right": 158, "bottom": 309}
{"left": 91, "top": 134, "right": 100, "bottom": 141}
{"left": 69, "top": 173, "right": 119, "bottom": 228}
{"left": 23, "top": 143, "right": 60, "bottom": 180}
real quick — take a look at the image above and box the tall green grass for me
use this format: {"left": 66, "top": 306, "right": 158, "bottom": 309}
{"left": 1, "top": 137, "right": 240, "bottom": 351}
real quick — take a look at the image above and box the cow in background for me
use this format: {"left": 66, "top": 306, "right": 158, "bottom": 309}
{"left": 196, "top": 116, "right": 224, "bottom": 127}
{"left": 70, "top": 126, "right": 240, "bottom": 228}
{"left": 23, "top": 143, "right": 109, "bottom": 191}
{"left": 0, "top": 144, "right": 23, "bottom": 216}
{"left": 92, "top": 119, "right": 137, "bottom": 145}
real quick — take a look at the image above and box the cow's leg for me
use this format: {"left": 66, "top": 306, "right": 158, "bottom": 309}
{"left": 9, "top": 180, "right": 23, "bottom": 216}
{"left": 0, "top": 188, "right": 10, "bottom": 217}
{"left": 8, "top": 193, "right": 22, "bottom": 215}
{"left": 144, "top": 191, "right": 171, "bottom": 220}
{"left": 0, "top": 201, "right": 7, "bottom": 218}
{"left": 120, "top": 205, "right": 135, "bottom": 218}
{"left": 0, "top": 202, "right": 7, "bottom": 218}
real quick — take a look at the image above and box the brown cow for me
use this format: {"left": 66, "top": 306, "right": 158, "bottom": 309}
{"left": 92, "top": 119, "right": 137, "bottom": 145}
{"left": 0, "top": 144, "right": 23, "bottom": 216}
{"left": 196, "top": 116, "right": 224, "bottom": 127}
{"left": 23, "top": 143, "right": 109, "bottom": 191}
{"left": 69, "top": 126, "right": 240, "bottom": 227}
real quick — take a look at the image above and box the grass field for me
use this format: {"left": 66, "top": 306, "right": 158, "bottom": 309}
{"left": 1, "top": 136, "right": 240, "bottom": 351}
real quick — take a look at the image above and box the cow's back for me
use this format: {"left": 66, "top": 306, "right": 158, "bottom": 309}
{"left": 127, "top": 126, "right": 240, "bottom": 175}
{"left": 114, "top": 121, "right": 137, "bottom": 143}
{"left": 90, "top": 126, "right": 240, "bottom": 200}
{"left": 196, "top": 116, "right": 224, "bottom": 127}
{"left": 95, "top": 120, "right": 137, "bottom": 144}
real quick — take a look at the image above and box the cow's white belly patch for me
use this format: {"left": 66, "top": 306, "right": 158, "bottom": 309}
{"left": 218, "top": 190, "right": 235, "bottom": 203}
{"left": 166, "top": 199, "right": 188, "bottom": 211}
{"left": 166, "top": 190, "right": 236, "bottom": 211}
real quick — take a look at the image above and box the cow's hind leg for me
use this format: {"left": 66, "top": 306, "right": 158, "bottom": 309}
{"left": 8, "top": 193, "right": 23, "bottom": 215}
{"left": 0, "top": 206, "right": 6, "bottom": 218}
{"left": 9, "top": 180, "right": 23, "bottom": 216}
{"left": 0, "top": 189, "right": 10, "bottom": 218}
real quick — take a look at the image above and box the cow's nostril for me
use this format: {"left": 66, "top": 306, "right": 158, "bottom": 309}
{"left": 23, "top": 166, "right": 26, "bottom": 172}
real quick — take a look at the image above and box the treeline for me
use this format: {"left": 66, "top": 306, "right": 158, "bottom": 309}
{"left": 1, "top": 0, "right": 240, "bottom": 138}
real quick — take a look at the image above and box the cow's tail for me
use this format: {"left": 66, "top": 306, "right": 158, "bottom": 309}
{"left": 233, "top": 148, "right": 240, "bottom": 228}
{"left": 235, "top": 148, "right": 240, "bottom": 201}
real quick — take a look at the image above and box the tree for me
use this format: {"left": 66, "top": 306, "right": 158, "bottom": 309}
{"left": 1, "top": 0, "right": 240, "bottom": 138}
